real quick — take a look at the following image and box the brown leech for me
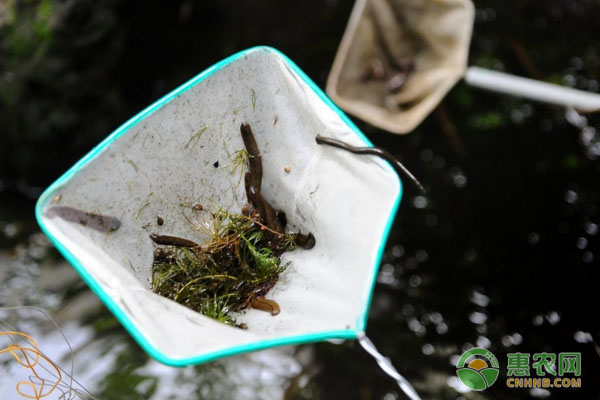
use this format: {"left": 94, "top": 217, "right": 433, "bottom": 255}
{"left": 46, "top": 206, "right": 121, "bottom": 233}
{"left": 315, "top": 135, "right": 425, "bottom": 194}
{"left": 149, "top": 233, "right": 200, "bottom": 248}
{"left": 241, "top": 123, "right": 282, "bottom": 231}
{"left": 244, "top": 172, "right": 282, "bottom": 233}
{"left": 240, "top": 123, "right": 262, "bottom": 191}
{"left": 240, "top": 123, "right": 311, "bottom": 239}
{"left": 250, "top": 296, "right": 280, "bottom": 316}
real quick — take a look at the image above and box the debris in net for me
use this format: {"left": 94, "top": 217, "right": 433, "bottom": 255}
{"left": 151, "top": 123, "right": 315, "bottom": 328}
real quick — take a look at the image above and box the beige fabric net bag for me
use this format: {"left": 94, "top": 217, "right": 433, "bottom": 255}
{"left": 327, "top": 0, "right": 474, "bottom": 134}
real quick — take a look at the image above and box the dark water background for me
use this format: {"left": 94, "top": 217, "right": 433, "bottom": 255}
{"left": 1, "top": 0, "right": 599, "bottom": 399}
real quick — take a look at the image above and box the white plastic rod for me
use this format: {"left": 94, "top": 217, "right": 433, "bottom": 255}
{"left": 464, "top": 66, "right": 600, "bottom": 112}
{"left": 358, "top": 335, "right": 422, "bottom": 400}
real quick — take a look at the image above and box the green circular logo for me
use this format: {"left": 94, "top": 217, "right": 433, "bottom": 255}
{"left": 456, "top": 348, "right": 500, "bottom": 390}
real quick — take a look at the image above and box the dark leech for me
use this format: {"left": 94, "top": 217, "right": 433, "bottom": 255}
{"left": 244, "top": 172, "right": 264, "bottom": 219}
{"left": 46, "top": 206, "right": 121, "bottom": 233}
{"left": 157, "top": 216, "right": 164, "bottom": 226}
{"left": 240, "top": 123, "right": 262, "bottom": 191}
{"left": 241, "top": 122, "right": 313, "bottom": 238}
{"left": 149, "top": 233, "right": 200, "bottom": 248}
{"left": 250, "top": 296, "right": 280, "bottom": 316}
{"left": 248, "top": 185, "right": 267, "bottom": 226}
{"left": 315, "top": 135, "right": 425, "bottom": 194}
{"left": 241, "top": 124, "right": 281, "bottom": 233}
{"left": 254, "top": 188, "right": 282, "bottom": 232}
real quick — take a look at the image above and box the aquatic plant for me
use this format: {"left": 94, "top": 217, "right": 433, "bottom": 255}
{"left": 151, "top": 208, "right": 296, "bottom": 328}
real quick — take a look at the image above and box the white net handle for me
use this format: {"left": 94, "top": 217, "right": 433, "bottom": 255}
{"left": 357, "top": 334, "right": 422, "bottom": 400}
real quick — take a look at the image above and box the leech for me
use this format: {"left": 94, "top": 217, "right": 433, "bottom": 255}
{"left": 46, "top": 206, "right": 121, "bottom": 233}
{"left": 149, "top": 233, "right": 200, "bottom": 248}
{"left": 253, "top": 186, "right": 281, "bottom": 232}
{"left": 315, "top": 135, "right": 426, "bottom": 193}
{"left": 240, "top": 123, "right": 262, "bottom": 191}
{"left": 241, "top": 124, "right": 284, "bottom": 233}
{"left": 244, "top": 172, "right": 267, "bottom": 225}
{"left": 240, "top": 122, "right": 315, "bottom": 249}
{"left": 250, "top": 296, "right": 280, "bottom": 316}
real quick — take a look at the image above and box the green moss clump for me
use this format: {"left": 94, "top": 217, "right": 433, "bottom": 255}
{"left": 151, "top": 208, "right": 297, "bottom": 328}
